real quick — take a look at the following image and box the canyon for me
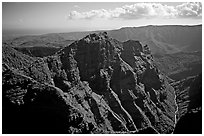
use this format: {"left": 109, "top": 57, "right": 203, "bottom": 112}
{"left": 2, "top": 26, "right": 202, "bottom": 134}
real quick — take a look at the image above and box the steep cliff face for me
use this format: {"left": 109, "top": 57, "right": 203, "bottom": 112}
{"left": 52, "top": 32, "right": 177, "bottom": 133}
{"left": 2, "top": 32, "right": 177, "bottom": 134}
{"left": 3, "top": 67, "right": 99, "bottom": 133}
{"left": 120, "top": 40, "right": 177, "bottom": 133}
{"left": 172, "top": 74, "right": 202, "bottom": 134}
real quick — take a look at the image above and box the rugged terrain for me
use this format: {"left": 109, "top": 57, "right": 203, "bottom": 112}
{"left": 154, "top": 52, "right": 201, "bottom": 81}
{"left": 3, "top": 34, "right": 74, "bottom": 57}
{"left": 3, "top": 32, "right": 177, "bottom": 134}
{"left": 108, "top": 25, "right": 202, "bottom": 54}
{"left": 4, "top": 25, "right": 201, "bottom": 55}
{"left": 172, "top": 74, "right": 202, "bottom": 133}
{"left": 4, "top": 25, "right": 201, "bottom": 80}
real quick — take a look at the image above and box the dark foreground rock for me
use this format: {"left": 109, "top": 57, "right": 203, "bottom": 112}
{"left": 173, "top": 74, "right": 202, "bottom": 134}
{"left": 2, "top": 32, "right": 177, "bottom": 134}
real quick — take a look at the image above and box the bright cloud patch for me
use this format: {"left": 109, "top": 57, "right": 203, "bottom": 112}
{"left": 176, "top": 2, "right": 202, "bottom": 18}
{"left": 68, "top": 2, "right": 202, "bottom": 20}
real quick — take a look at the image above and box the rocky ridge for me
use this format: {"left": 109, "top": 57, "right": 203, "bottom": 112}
{"left": 3, "top": 32, "right": 177, "bottom": 133}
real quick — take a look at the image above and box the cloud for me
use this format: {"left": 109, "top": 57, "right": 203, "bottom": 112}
{"left": 68, "top": 2, "right": 202, "bottom": 20}
{"left": 176, "top": 2, "right": 202, "bottom": 18}
{"left": 74, "top": 5, "right": 79, "bottom": 8}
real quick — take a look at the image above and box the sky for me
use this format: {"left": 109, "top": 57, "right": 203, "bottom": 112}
{"left": 2, "top": 2, "right": 202, "bottom": 35}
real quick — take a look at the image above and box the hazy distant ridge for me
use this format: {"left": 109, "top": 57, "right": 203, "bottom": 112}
{"left": 3, "top": 25, "right": 202, "bottom": 55}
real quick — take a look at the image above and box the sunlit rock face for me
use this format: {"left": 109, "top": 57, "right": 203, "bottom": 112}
{"left": 2, "top": 32, "right": 177, "bottom": 134}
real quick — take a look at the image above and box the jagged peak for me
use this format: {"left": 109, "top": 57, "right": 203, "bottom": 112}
{"left": 81, "top": 32, "right": 109, "bottom": 43}
{"left": 57, "top": 32, "right": 123, "bottom": 58}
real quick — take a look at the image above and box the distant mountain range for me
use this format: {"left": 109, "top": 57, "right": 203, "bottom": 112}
{"left": 108, "top": 25, "right": 202, "bottom": 54}
{"left": 3, "top": 25, "right": 202, "bottom": 55}
{"left": 57, "top": 25, "right": 202, "bottom": 54}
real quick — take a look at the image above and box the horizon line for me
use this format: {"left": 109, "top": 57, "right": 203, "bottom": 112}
{"left": 3, "top": 23, "right": 202, "bottom": 37}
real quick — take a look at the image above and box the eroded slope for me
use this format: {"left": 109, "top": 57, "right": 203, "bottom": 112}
{"left": 2, "top": 32, "right": 177, "bottom": 134}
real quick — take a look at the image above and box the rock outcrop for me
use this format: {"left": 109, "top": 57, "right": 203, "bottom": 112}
{"left": 2, "top": 32, "right": 177, "bottom": 134}
{"left": 172, "top": 74, "right": 202, "bottom": 134}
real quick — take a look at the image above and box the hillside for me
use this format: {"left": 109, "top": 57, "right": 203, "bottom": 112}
{"left": 172, "top": 74, "right": 202, "bottom": 133}
{"left": 4, "top": 25, "right": 201, "bottom": 55}
{"left": 57, "top": 25, "right": 202, "bottom": 54}
{"left": 108, "top": 25, "right": 202, "bottom": 54}
{"left": 3, "top": 25, "right": 201, "bottom": 80}
{"left": 3, "top": 33, "right": 177, "bottom": 134}
{"left": 3, "top": 35, "right": 74, "bottom": 57}
{"left": 153, "top": 51, "right": 202, "bottom": 81}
